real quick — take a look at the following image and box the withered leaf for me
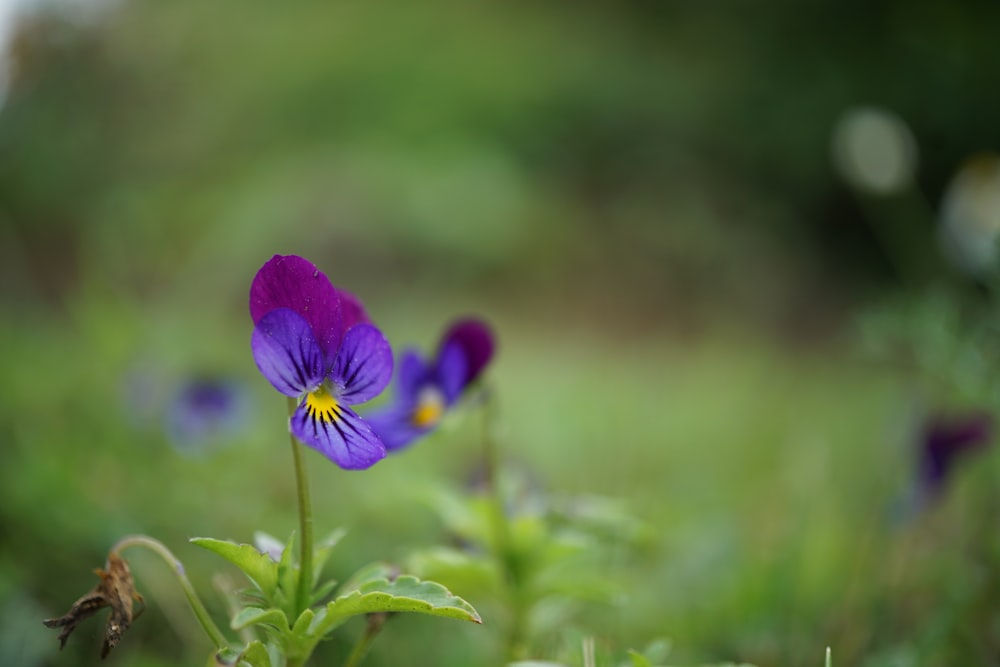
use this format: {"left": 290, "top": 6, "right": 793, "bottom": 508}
{"left": 43, "top": 551, "right": 144, "bottom": 659}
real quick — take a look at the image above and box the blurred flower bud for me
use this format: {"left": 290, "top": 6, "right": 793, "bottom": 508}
{"left": 832, "top": 107, "right": 917, "bottom": 195}
{"left": 938, "top": 153, "right": 1000, "bottom": 277}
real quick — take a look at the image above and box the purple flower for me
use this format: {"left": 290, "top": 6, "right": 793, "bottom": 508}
{"left": 249, "top": 254, "right": 393, "bottom": 470}
{"left": 166, "top": 377, "right": 251, "bottom": 453}
{"left": 367, "top": 318, "right": 495, "bottom": 451}
{"left": 918, "top": 412, "right": 993, "bottom": 499}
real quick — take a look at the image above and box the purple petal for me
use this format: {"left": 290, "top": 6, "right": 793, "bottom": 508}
{"left": 291, "top": 400, "right": 386, "bottom": 469}
{"left": 252, "top": 308, "right": 325, "bottom": 396}
{"left": 250, "top": 255, "right": 345, "bottom": 361}
{"left": 439, "top": 318, "right": 495, "bottom": 387}
{"left": 920, "top": 412, "right": 993, "bottom": 492}
{"left": 336, "top": 288, "right": 372, "bottom": 330}
{"left": 253, "top": 531, "right": 285, "bottom": 562}
{"left": 396, "top": 349, "right": 431, "bottom": 400}
{"left": 435, "top": 341, "right": 468, "bottom": 405}
{"left": 330, "top": 324, "right": 394, "bottom": 405}
{"left": 166, "top": 378, "right": 250, "bottom": 451}
{"left": 366, "top": 402, "right": 428, "bottom": 451}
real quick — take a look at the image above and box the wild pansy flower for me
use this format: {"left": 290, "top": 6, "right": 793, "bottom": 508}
{"left": 250, "top": 254, "right": 393, "bottom": 469}
{"left": 367, "top": 318, "right": 494, "bottom": 451}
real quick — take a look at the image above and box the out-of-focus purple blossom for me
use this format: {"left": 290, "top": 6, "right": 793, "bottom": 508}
{"left": 916, "top": 411, "right": 993, "bottom": 504}
{"left": 895, "top": 412, "right": 994, "bottom": 519}
{"left": 165, "top": 377, "right": 251, "bottom": 454}
{"left": 253, "top": 531, "right": 285, "bottom": 562}
{"left": 366, "top": 318, "right": 495, "bottom": 451}
{"left": 249, "top": 254, "right": 393, "bottom": 470}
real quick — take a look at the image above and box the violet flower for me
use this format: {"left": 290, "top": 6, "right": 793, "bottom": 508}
{"left": 165, "top": 377, "right": 250, "bottom": 453}
{"left": 918, "top": 412, "right": 993, "bottom": 500}
{"left": 367, "top": 318, "right": 494, "bottom": 451}
{"left": 249, "top": 254, "right": 393, "bottom": 469}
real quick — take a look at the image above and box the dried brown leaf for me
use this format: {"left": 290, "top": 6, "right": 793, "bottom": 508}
{"left": 43, "top": 552, "right": 144, "bottom": 659}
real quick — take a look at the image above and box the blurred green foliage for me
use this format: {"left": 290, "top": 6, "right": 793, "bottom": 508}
{"left": 2, "top": 1, "right": 1000, "bottom": 666}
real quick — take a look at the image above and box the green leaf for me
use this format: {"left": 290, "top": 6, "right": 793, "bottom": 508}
{"left": 311, "top": 527, "right": 347, "bottom": 586}
{"left": 231, "top": 607, "right": 290, "bottom": 634}
{"left": 338, "top": 562, "right": 399, "bottom": 594}
{"left": 271, "top": 531, "right": 298, "bottom": 616}
{"left": 639, "top": 639, "right": 672, "bottom": 665}
{"left": 191, "top": 538, "right": 279, "bottom": 599}
{"left": 526, "top": 597, "right": 581, "bottom": 637}
{"left": 627, "top": 650, "right": 653, "bottom": 667}
{"left": 405, "top": 546, "right": 500, "bottom": 596}
{"left": 551, "top": 494, "right": 652, "bottom": 546}
{"left": 291, "top": 608, "right": 315, "bottom": 638}
{"left": 308, "top": 572, "right": 481, "bottom": 639}
{"left": 238, "top": 589, "right": 270, "bottom": 608}
{"left": 214, "top": 647, "right": 242, "bottom": 665}
{"left": 309, "top": 578, "right": 339, "bottom": 606}
{"left": 423, "top": 486, "right": 493, "bottom": 546}
{"left": 237, "top": 641, "right": 272, "bottom": 667}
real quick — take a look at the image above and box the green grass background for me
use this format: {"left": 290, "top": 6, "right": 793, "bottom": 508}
{"left": 2, "top": 2, "right": 999, "bottom": 665}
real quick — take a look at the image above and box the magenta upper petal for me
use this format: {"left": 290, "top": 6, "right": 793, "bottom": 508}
{"left": 336, "top": 288, "right": 372, "bottom": 330}
{"left": 440, "top": 318, "right": 495, "bottom": 387}
{"left": 330, "top": 323, "right": 394, "bottom": 405}
{"left": 290, "top": 400, "right": 387, "bottom": 469}
{"left": 251, "top": 308, "right": 325, "bottom": 397}
{"left": 250, "top": 255, "right": 345, "bottom": 361}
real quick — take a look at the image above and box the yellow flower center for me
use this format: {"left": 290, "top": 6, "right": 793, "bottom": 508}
{"left": 304, "top": 385, "right": 341, "bottom": 424}
{"left": 411, "top": 387, "right": 445, "bottom": 429}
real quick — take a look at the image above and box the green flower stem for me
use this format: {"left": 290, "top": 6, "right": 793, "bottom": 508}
{"left": 287, "top": 396, "right": 315, "bottom": 617}
{"left": 342, "top": 613, "right": 388, "bottom": 667}
{"left": 481, "top": 391, "right": 509, "bottom": 556}
{"left": 111, "top": 534, "right": 231, "bottom": 651}
{"left": 481, "top": 389, "right": 526, "bottom": 661}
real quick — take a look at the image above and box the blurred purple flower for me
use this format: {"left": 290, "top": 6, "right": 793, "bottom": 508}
{"left": 249, "top": 254, "right": 393, "bottom": 470}
{"left": 166, "top": 377, "right": 250, "bottom": 453}
{"left": 253, "top": 531, "right": 285, "bottom": 562}
{"left": 367, "top": 318, "right": 495, "bottom": 451}
{"left": 917, "top": 412, "right": 993, "bottom": 502}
